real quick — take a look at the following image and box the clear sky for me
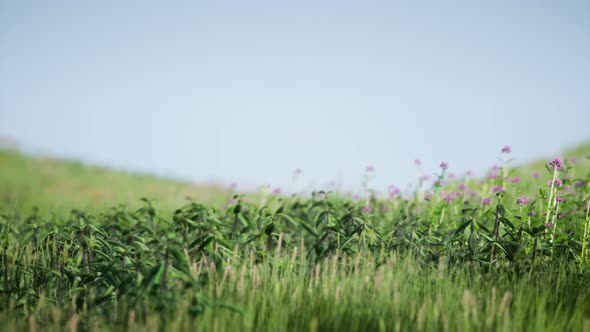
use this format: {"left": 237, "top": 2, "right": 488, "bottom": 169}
{"left": 1, "top": 1, "right": 589, "bottom": 194}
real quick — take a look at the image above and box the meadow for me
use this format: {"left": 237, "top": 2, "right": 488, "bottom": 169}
{"left": 1, "top": 144, "right": 589, "bottom": 331}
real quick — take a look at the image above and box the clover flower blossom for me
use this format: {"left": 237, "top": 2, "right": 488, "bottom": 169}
{"left": 440, "top": 162, "right": 448, "bottom": 170}
{"left": 516, "top": 196, "right": 529, "bottom": 205}
{"left": 501, "top": 145, "right": 511, "bottom": 154}
{"left": 548, "top": 179, "right": 563, "bottom": 188}
{"left": 490, "top": 186, "right": 504, "bottom": 194}
{"left": 548, "top": 158, "right": 563, "bottom": 171}
{"left": 481, "top": 197, "right": 492, "bottom": 205}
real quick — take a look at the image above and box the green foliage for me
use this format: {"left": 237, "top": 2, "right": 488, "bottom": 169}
{"left": 1, "top": 144, "right": 590, "bottom": 331}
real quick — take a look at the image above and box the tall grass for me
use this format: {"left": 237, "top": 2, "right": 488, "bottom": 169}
{"left": 0, "top": 149, "right": 589, "bottom": 331}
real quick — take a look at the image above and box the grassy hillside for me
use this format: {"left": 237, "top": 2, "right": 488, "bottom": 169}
{"left": 0, "top": 149, "right": 228, "bottom": 214}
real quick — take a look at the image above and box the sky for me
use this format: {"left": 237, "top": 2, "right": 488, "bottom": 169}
{"left": 1, "top": 1, "right": 589, "bottom": 195}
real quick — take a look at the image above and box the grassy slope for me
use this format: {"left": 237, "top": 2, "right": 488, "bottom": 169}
{"left": 0, "top": 149, "right": 228, "bottom": 214}
{"left": 1, "top": 141, "right": 589, "bottom": 214}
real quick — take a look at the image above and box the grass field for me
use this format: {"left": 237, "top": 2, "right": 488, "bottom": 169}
{"left": 1, "top": 144, "right": 590, "bottom": 331}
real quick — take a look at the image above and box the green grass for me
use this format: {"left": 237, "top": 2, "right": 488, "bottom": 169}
{"left": 0, "top": 149, "right": 227, "bottom": 214}
{"left": 0, "top": 143, "right": 589, "bottom": 331}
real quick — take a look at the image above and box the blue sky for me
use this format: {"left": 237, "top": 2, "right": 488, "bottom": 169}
{"left": 1, "top": 1, "right": 589, "bottom": 194}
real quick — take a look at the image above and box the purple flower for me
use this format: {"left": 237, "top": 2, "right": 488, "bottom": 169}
{"left": 510, "top": 176, "right": 521, "bottom": 184}
{"left": 294, "top": 168, "right": 303, "bottom": 175}
{"left": 516, "top": 196, "right": 529, "bottom": 205}
{"left": 492, "top": 165, "right": 500, "bottom": 171}
{"left": 557, "top": 213, "right": 566, "bottom": 219}
{"left": 574, "top": 180, "right": 586, "bottom": 188}
{"left": 490, "top": 186, "right": 504, "bottom": 194}
{"left": 556, "top": 196, "right": 564, "bottom": 203}
{"left": 419, "top": 175, "right": 430, "bottom": 181}
{"left": 545, "top": 223, "right": 555, "bottom": 228}
{"left": 527, "top": 211, "right": 535, "bottom": 216}
{"left": 570, "top": 157, "right": 577, "bottom": 164}
{"left": 458, "top": 183, "right": 468, "bottom": 191}
{"left": 414, "top": 159, "right": 421, "bottom": 166}
{"left": 366, "top": 165, "right": 376, "bottom": 172}
{"left": 272, "top": 188, "right": 282, "bottom": 195}
{"left": 481, "top": 197, "right": 492, "bottom": 205}
{"left": 441, "top": 191, "right": 461, "bottom": 203}
{"left": 547, "top": 179, "right": 563, "bottom": 188}
{"left": 465, "top": 170, "right": 474, "bottom": 177}
{"left": 449, "top": 172, "right": 456, "bottom": 179}
{"left": 548, "top": 158, "right": 563, "bottom": 171}
{"left": 353, "top": 194, "right": 360, "bottom": 201}
{"left": 388, "top": 184, "right": 400, "bottom": 194}
{"left": 230, "top": 182, "right": 238, "bottom": 189}
{"left": 488, "top": 172, "right": 499, "bottom": 180}
{"left": 227, "top": 198, "right": 237, "bottom": 205}
{"left": 501, "top": 145, "right": 511, "bottom": 154}
{"left": 440, "top": 162, "right": 449, "bottom": 170}
{"left": 362, "top": 205, "right": 372, "bottom": 213}
{"left": 388, "top": 185, "right": 401, "bottom": 199}
{"left": 532, "top": 171, "right": 540, "bottom": 179}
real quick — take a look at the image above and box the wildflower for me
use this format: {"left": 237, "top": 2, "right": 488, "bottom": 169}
{"left": 488, "top": 172, "right": 498, "bottom": 180}
{"left": 532, "top": 171, "right": 540, "bottom": 179}
{"left": 516, "top": 196, "right": 529, "bottom": 205}
{"left": 492, "top": 165, "right": 500, "bottom": 171}
{"left": 353, "top": 194, "right": 360, "bottom": 200}
{"left": 547, "top": 179, "right": 563, "bottom": 187}
{"left": 414, "top": 159, "right": 421, "bottom": 166}
{"left": 501, "top": 145, "right": 511, "bottom": 154}
{"left": 449, "top": 172, "right": 456, "bottom": 179}
{"left": 527, "top": 211, "right": 535, "bottom": 216}
{"left": 490, "top": 186, "right": 504, "bottom": 194}
{"left": 557, "top": 213, "right": 565, "bottom": 219}
{"left": 272, "top": 188, "right": 282, "bottom": 195}
{"left": 481, "top": 197, "right": 492, "bottom": 205}
{"left": 458, "top": 183, "right": 468, "bottom": 191}
{"left": 574, "top": 180, "right": 586, "bottom": 188}
{"left": 548, "top": 158, "right": 563, "bottom": 171}
{"left": 388, "top": 184, "right": 400, "bottom": 194}
{"left": 230, "top": 182, "right": 238, "bottom": 189}
{"left": 556, "top": 196, "right": 564, "bottom": 203}
{"left": 440, "top": 162, "right": 449, "bottom": 170}
{"left": 570, "top": 156, "right": 577, "bottom": 164}
{"left": 366, "top": 165, "right": 375, "bottom": 172}
{"left": 388, "top": 185, "right": 401, "bottom": 199}
{"left": 510, "top": 176, "right": 521, "bottom": 184}
{"left": 362, "top": 205, "right": 372, "bottom": 213}
{"left": 419, "top": 175, "right": 430, "bottom": 181}
{"left": 465, "top": 170, "right": 473, "bottom": 177}
{"left": 545, "top": 223, "right": 555, "bottom": 228}
{"left": 441, "top": 191, "right": 460, "bottom": 203}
